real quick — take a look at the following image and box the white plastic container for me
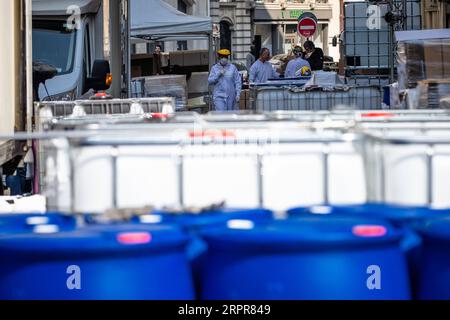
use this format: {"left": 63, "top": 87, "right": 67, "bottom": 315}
{"left": 361, "top": 133, "right": 450, "bottom": 208}
{"left": 44, "top": 128, "right": 367, "bottom": 213}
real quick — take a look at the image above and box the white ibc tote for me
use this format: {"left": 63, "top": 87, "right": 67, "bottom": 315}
{"left": 40, "top": 110, "right": 450, "bottom": 213}
{"left": 360, "top": 130, "right": 450, "bottom": 208}
{"left": 42, "top": 124, "right": 366, "bottom": 213}
{"left": 251, "top": 86, "right": 383, "bottom": 112}
{"left": 268, "top": 110, "right": 450, "bottom": 208}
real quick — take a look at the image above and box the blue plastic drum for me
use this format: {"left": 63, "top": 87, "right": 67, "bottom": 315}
{"left": 199, "top": 217, "right": 411, "bottom": 300}
{"left": 0, "top": 223, "right": 195, "bottom": 300}
{"left": 287, "top": 204, "right": 449, "bottom": 297}
{"left": 416, "top": 216, "right": 450, "bottom": 300}
{"left": 134, "top": 209, "right": 274, "bottom": 298}
{"left": 287, "top": 204, "right": 448, "bottom": 260}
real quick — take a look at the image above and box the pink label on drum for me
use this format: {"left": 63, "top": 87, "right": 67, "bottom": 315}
{"left": 352, "top": 225, "right": 387, "bottom": 237}
{"left": 117, "top": 232, "right": 152, "bottom": 245}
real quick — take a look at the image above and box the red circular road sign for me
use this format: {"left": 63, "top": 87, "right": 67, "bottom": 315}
{"left": 297, "top": 17, "right": 317, "bottom": 38}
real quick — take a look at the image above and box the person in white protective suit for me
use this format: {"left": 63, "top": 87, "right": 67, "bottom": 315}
{"left": 285, "top": 45, "right": 311, "bottom": 78}
{"left": 208, "top": 49, "right": 242, "bottom": 111}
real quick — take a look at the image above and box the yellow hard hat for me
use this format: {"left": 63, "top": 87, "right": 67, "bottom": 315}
{"left": 295, "top": 66, "right": 312, "bottom": 77}
{"left": 300, "top": 66, "right": 312, "bottom": 76}
{"left": 217, "top": 49, "right": 231, "bottom": 56}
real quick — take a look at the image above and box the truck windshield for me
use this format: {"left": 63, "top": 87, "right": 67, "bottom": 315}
{"left": 32, "top": 20, "right": 77, "bottom": 75}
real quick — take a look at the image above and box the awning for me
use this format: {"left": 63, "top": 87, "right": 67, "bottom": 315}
{"left": 131, "top": 0, "right": 212, "bottom": 40}
{"left": 254, "top": 7, "right": 332, "bottom": 22}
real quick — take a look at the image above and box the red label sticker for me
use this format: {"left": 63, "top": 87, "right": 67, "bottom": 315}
{"left": 362, "top": 112, "right": 395, "bottom": 118}
{"left": 352, "top": 225, "right": 387, "bottom": 237}
{"left": 117, "top": 232, "right": 152, "bottom": 245}
{"left": 151, "top": 113, "right": 169, "bottom": 119}
{"left": 188, "top": 129, "right": 236, "bottom": 138}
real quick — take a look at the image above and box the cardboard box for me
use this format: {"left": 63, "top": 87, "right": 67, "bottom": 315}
{"left": 416, "top": 79, "right": 450, "bottom": 109}
{"left": 183, "top": 51, "right": 201, "bottom": 67}
{"left": 169, "top": 50, "right": 208, "bottom": 67}
{"left": 240, "top": 90, "right": 249, "bottom": 110}
{"left": 131, "top": 65, "right": 142, "bottom": 78}
{"left": 200, "top": 51, "right": 209, "bottom": 66}
{"left": 424, "top": 40, "right": 444, "bottom": 79}
{"left": 396, "top": 29, "right": 450, "bottom": 89}
{"left": 403, "top": 42, "right": 425, "bottom": 88}
{"left": 442, "top": 40, "right": 450, "bottom": 77}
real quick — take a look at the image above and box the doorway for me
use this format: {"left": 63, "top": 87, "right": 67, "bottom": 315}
{"left": 220, "top": 21, "right": 232, "bottom": 51}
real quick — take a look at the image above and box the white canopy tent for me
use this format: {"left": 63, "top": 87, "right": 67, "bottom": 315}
{"left": 130, "top": 0, "right": 215, "bottom": 108}
{"left": 131, "top": 0, "right": 212, "bottom": 41}
{"left": 130, "top": 0, "right": 215, "bottom": 81}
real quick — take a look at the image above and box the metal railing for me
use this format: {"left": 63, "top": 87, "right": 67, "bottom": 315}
{"left": 34, "top": 98, "right": 176, "bottom": 194}
{"left": 266, "top": 109, "right": 450, "bottom": 122}
{"left": 35, "top": 97, "right": 176, "bottom": 119}
{"left": 4, "top": 110, "right": 450, "bottom": 212}
{"left": 45, "top": 115, "right": 450, "bottom": 212}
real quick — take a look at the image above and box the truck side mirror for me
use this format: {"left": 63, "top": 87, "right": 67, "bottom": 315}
{"left": 85, "top": 60, "right": 112, "bottom": 91}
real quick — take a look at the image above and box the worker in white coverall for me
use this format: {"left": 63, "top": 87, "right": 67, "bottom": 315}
{"left": 208, "top": 49, "right": 242, "bottom": 111}
{"left": 285, "top": 46, "right": 312, "bottom": 78}
{"left": 249, "top": 48, "right": 280, "bottom": 84}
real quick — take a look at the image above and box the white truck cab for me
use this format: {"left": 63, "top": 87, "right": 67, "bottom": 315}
{"left": 32, "top": 0, "right": 109, "bottom": 101}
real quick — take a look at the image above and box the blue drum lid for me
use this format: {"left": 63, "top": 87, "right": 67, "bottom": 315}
{"left": 287, "top": 204, "right": 449, "bottom": 224}
{"left": 416, "top": 216, "right": 450, "bottom": 242}
{"left": 0, "top": 213, "right": 77, "bottom": 234}
{"left": 200, "top": 216, "right": 403, "bottom": 251}
{"left": 135, "top": 208, "right": 274, "bottom": 229}
{"left": 0, "top": 223, "right": 189, "bottom": 255}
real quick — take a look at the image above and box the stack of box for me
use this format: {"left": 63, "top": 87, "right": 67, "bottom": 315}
{"left": 169, "top": 50, "right": 209, "bottom": 67}
{"left": 239, "top": 89, "right": 250, "bottom": 110}
{"left": 396, "top": 29, "right": 450, "bottom": 109}
{"left": 416, "top": 79, "right": 450, "bottom": 109}
{"left": 396, "top": 29, "right": 450, "bottom": 90}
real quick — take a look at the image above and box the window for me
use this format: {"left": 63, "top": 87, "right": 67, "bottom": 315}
{"left": 32, "top": 20, "right": 77, "bottom": 75}
{"left": 177, "top": 0, "right": 187, "bottom": 13}
{"left": 177, "top": 42, "right": 188, "bottom": 51}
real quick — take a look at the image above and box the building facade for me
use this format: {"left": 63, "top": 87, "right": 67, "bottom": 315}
{"left": 164, "top": 0, "right": 210, "bottom": 51}
{"left": 252, "top": 0, "right": 341, "bottom": 60}
{"left": 210, "top": 0, "right": 341, "bottom": 65}
{"left": 134, "top": 0, "right": 343, "bottom": 64}
{"left": 210, "top": 0, "right": 254, "bottom": 64}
